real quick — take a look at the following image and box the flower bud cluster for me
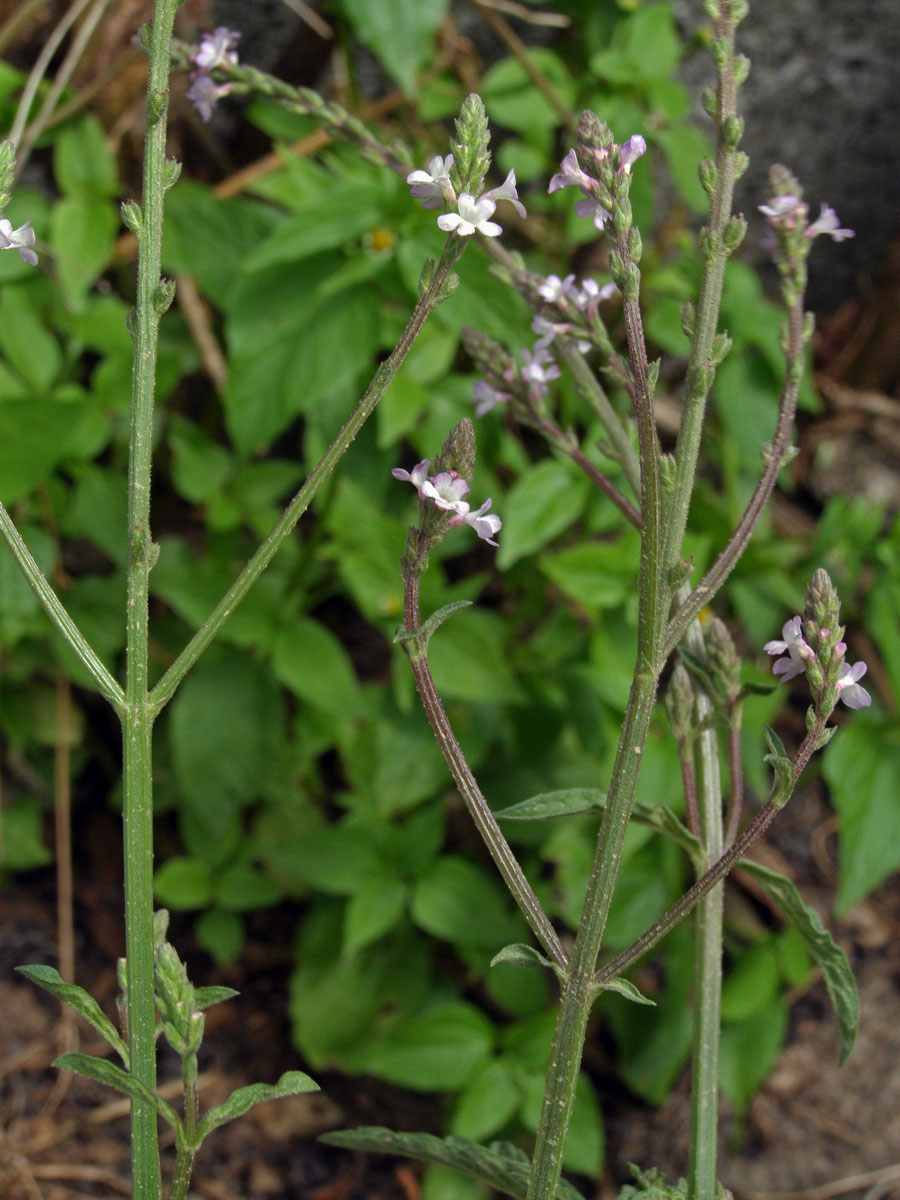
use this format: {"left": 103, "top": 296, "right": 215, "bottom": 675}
{"left": 392, "top": 420, "right": 501, "bottom": 553}
{"left": 154, "top": 939, "right": 204, "bottom": 1058}
{"left": 548, "top": 112, "right": 646, "bottom": 245}
{"left": 765, "top": 569, "right": 870, "bottom": 713}
{"left": 186, "top": 26, "right": 240, "bottom": 121}
{"left": 406, "top": 95, "right": 525, "bottom": 239}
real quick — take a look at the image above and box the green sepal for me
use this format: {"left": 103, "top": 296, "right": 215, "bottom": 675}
{"left": 17, "top": 965, "right": 129, "bottom": 1066}
{"left": 319, "top": 1127, "right": 585, "bottom": 1200}
{"left": 53, "top": 1052, "right": 181, "bottom": 1130}
{"left": 738, "top": 859, "right": 859, "bottom": 1063}
{"left": 195, "top": 1070, "right": 319, "bottom": 1144}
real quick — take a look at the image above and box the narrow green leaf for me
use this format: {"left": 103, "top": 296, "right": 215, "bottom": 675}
{"left": 319, "top": 1127, "right": 584, "bottom": 1200}
{"left": 738, "top": 859, "right": 859, "bottom": 1063}
{"left": 490, "top": 944, "right": 556, "bottom": 974}
{"left": 17, "top": 965, "right": 129, "bottom": 1064}
{"left": 496, "top": 790, "right": 703, "bottom": 868}
{"left": 193, "top": 985, "right": 240, "bottom": 1010}
{"left": 597, "top": 978, "right": 656, "bottom": 1007}
{"left": 53, "top": 1053, "right": 180, "bottom": 1129}
{"left": 196, "top": 1070, "right": 319, "bottom": 1141}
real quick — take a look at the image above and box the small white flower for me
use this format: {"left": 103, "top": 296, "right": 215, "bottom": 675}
{"left": 520, "top": 345, "right": 560, "bottom": 394}
{"left": 421, "top": 471, "right": 470, "bottom": 513}
{"left": 452, "top": 497, "right": 501, "bottom": 546}
{"left": 437, "top": 194, "right": 502, "bottom": 238}
{"left": 0, "top": 217, "right": 37, "bottom": 265}
{"left": 482, "top": 169, "right": 526, "bottom": 219}
{"left": 538, "top": 273, "right": 576, "bottom": 303}
{"left": 406, "top": 154, "right": 455, "bottom": 210}
{"left": 573, "top": 278, "right": 617, "bottom": 311}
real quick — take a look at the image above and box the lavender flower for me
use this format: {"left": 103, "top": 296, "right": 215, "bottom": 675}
{"left": 473, "top": 379, "right": 511, "bottom": 417}
{"left": 406, "top": 154, "right": 455, "bottom": 210}
{"left": 805, "top": 203, "right": 854, "bottom": 242}
{"left": 520, "top": 345, "right": 560, "bottom": 394}
{"left": 437, "top": 193, "right": 502, "bottom": 238}
{"left": 548, "top": 149, "right": 597, "bottom": 196}
{"left": 0, "top": 217, "right": 37, "bottom": 265}
{"left": 392, "top": 459, "right": 431, "bottom": 493}
{"left": 834, "top": 661, "right": 871, "bottom": 709}
{"left": 186, "top": 73, "right": 234, "bottom": 122}
{"left": 192, "top": 26, "right": 240, "bottom": 72}
{"left": 618, "top": 134, "right": 647, "bottom": 174}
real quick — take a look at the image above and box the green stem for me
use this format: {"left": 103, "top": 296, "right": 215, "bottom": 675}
{"left": 150, "top": 239, "right": 463, "bottom": 714}
{"left": 0, "top": 505, "right": 124, "bottom": 709}
{"left": 683, "top": 616, "right": 723, "bottom": 1200}
{"left": 123, "top": 5, "right": 181, "bottom": 1197}
{"left": 401, "top": 568, "right": 567, "bottom": 972}
{"left": 661, "top": 0, "right": 741, "bottom": 574}
{"left": 526, "top": 232, "right": 665, "bottom": 1200}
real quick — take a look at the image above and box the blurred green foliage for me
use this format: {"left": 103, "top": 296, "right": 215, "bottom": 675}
{"left": 0, "top": 0, "right": 893, "bottom": 1180}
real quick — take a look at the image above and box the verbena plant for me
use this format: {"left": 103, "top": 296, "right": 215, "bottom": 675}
{"left": 0, "top": 1, "right": 869, "bottom": 1198}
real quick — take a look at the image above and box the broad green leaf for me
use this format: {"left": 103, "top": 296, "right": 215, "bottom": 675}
{"left": 427, "top": 608, "right": 524, "bottom": 704}
{"left": 539, "top": 536, "right": 639, "bottom": 613}
{"left": 53, "top": 1053, "right": 180, "bottom": 1128}
{"left": 519, "top": 1070, "right": 603, "bottom": 1176}
{"left": 719, "top": 941, "right": 779, "bottom": 1022}
{"left": 497, "top": 461, "right": 589, "bottom": 569}
{"left": 214, "top": 862, "right": 284, "bottom": 912}
{"left": 50, "top": 195, "right": 118, "bottom": 307}
{"left": 53, "top": 114, "right": 118, "bottom": 195}
{"left": 169, "top": 655, "right": 283, "bottom": 834}
{"left": 244, "top": 185, "right": 387, "bottom": 270}
{"left": 355, "top": 1002, "right": 493, "bottom": 1091}
{"left": 718, "top": 999, "right": 789, "bottom": 1115}
{"left": 823, "top": 718, "right": 900, "bottom": 914}
{"left": 481, "top": 50, "right": 575, "bottom": 133}
{"left": 0, "top": 285, "right": 62, "bottom": 391}
{"left": 339, "top": 0, "right": 450, "bottom": 93}
{"left": 739, "top": 858, "right": 859, "bottom": 1062}
{"left": 271, "top": 618, "right": 361, "bottom": 719}
{"left": 168, "top": 416, "right": 232, "bottom": 503}
{"left": 196, "top": 1070, "right": 319, "bottom": 1141}
{"left": 0, "top": 800, "right": 52, "bottom": 869}
{"left": 17, "top": 966, "right": 128, "bottom": 1063}
{"left": 451, "top": 1059, "right": 521, "bottom": 1141}
{"left": 344, "top": 876, "right": 407, "bottom": 955}
{"left": 154, "top": 857, "right": 214, "bottom": 910}
{"left": 266, "top": 822, "right": 382, "bottom": 896}
{"left": 163, "top": 182, "right": 280, "bottom": 305}
{"left": 195, "top": 909, "right": 245, "bottom": 966}
{"left": 412, "top": 857, "right": 523, "bottom": 950}
{"left": 320, "top": 1127, "right": 584, "bottom": 1200}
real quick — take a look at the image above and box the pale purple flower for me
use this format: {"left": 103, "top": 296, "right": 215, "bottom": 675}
{"left": 758, "top": 194, "right": 805, "bottom": 229}
{"left": 835, "top": 661, "right": 871, "bottom": 709}
{"left": 573, "top": 195, "right": 612, "bottom": 231}
{"left": 520, "top": 345, "right": 560, "bottom": 394}
{"left": 482, "top": 169, "right": 527, "bottom": 219}
{"left": 619, "top": 134, "right": 647, "bottom": 174}
{"left": 392, "top": 459, "right": 431, "bottom": 493}
{"left": 765, "top": 615, "right": 814, "bottom": 682}
{"left": 187, "top": 73, "right": 234, "bottom": 121}
{"left": 473, "top": 379, "right": 510, "bottom": 417}
{"left": 406, "top": 154, "right": 455, "bottom": 210}
{"left": 573, "top": 278, "right": 617, "bottom": 312}
{"left": 451, "top": 497, "right": 502, "bottom": 546}
{"left": 437, "top": 193, "right": 502, "bottom": 238}
{"left": 0, "top": 217, "right": 37, "bottom": 265}
{"left": 192, "top": 26, "right": 240, "bottom": 72}
{"left": 548, "top": 148, "right": 597, "bottom": 196}
{"left": 538, "top": 273, "right": 576, "bottom": 303}
{"left": 531, "top": 315, "right": 589, "bottom": 355}
{"left": 421, "top": 471, "right": 470, "bottom": 513}
{"left": 805, "top": 203, "right": 854, "bottom": 242}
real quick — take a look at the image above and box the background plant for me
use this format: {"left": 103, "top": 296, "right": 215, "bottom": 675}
{"left": 0, "top": 2, "right": 895, "bottom": 1197}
